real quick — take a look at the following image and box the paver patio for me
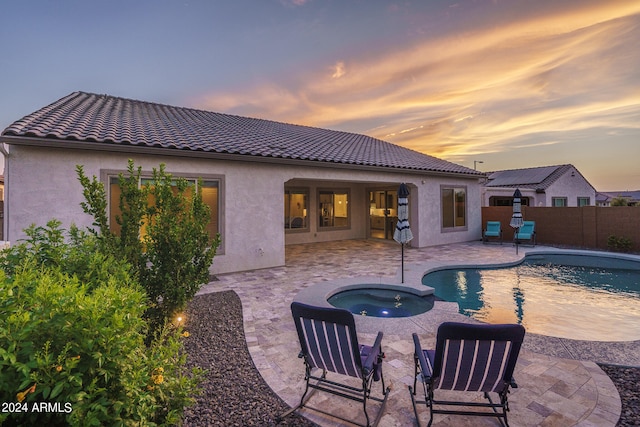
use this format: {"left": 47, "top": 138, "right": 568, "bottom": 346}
{"left": 198, "top": 240, "right": 636, "bottom": 426}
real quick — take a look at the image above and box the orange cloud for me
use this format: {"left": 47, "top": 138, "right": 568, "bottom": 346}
{"left": 192, "top": 1, "right": 640, "bottom": 164}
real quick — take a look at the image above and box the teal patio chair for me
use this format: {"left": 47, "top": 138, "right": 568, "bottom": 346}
{"left": 483, "top": 221, "right": 503, "bottom": 244}
{"left": 514, "top": 221, "right": 536, "bottom": 246}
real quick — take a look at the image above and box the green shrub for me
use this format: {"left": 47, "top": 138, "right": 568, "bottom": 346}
{"left": 607, "top": 235, "right": 633, "bottom": 253}
{"left": 0, "top": 221, "right": 131, "bottom": 292}
{"left": 77, "top": 161, "right": 220, "bottom": 328}
{"left": 0, "top": 222, "right": 202, "bottom": 426}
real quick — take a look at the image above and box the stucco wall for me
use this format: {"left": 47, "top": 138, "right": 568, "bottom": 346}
{"left": 6, "top": 145, "right": 288, "bottom": 274}
{"left": 6, "top": 144, "right": 482, "bottom": 274}
{"left": 482, "top": 166, "right": 596, "bottom": 207}
{"left": 542, "top": 168, "right": 596, "bottom": 206}
{"left": 413, "top": 176, "right": 482, "bottom": 247}
{"left": 282, "top": 170, "right": 482, "bottom": 249}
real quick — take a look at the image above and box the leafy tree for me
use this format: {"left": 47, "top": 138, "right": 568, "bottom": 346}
{"left": 76, "top": 160, "right": 221, "bottom": 328}
{"left": 610, "top": 196, "right": 629, "bottom": 206}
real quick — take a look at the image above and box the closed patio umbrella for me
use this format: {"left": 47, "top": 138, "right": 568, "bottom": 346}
{"left": 394, "top": 183, "right": 413, "bottom": 282}
{"left": 510, "top": 188, "right": 524, "bottom": 254}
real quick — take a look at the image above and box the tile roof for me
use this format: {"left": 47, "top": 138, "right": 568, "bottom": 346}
{"left": 485, "top": 164, "right": 574, "bottom": 190}
{"left": 1, "top": 91, "right": 479, "bottom": 176}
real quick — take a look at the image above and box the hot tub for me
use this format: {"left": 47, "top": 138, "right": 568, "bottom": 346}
{"left": 328, "top": 287, "right": 435, "bottom": 318}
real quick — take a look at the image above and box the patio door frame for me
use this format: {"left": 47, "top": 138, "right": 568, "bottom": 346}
{"left": 368, "top": 187, "right": 398, "bottom": 240}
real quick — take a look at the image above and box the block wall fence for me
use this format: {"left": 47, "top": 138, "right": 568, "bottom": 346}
{"left": 482, "top": 206, "right": 640, "bottom": 253}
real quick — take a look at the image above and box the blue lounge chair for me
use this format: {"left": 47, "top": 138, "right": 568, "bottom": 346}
{"left": 483, "top": 221, "right": 503, "bottom": 244}
{"left": 280, "top": 302, "right": 390, "bottom": 427}
{"left": 514, "top": 220, "right": 536, "bottom": 246}
{"left": 409, "top": 322, "right": 526, "bottom": 427}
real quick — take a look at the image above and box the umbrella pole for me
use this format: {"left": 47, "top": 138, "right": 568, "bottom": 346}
{"left": 401, "top": 243, "right": 404, "bottom": 283}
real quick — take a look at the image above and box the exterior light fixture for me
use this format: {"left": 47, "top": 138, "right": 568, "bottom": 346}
{"left": 175, "top": 313, "right": 185, "bottom": 326}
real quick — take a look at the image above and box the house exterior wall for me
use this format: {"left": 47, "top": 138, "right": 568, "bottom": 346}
{"left": 541, "top": 168, "right": 596, "bottom": 207}
{"left": 6, "top": 144, "right": 482, "bottom": 274}
{"left": 414, "top": 176, "right": 482, "bottom": 247}
{"left": 482, "top": 167, "right": 596, "bottom": 207}
{"left": 283, "top": 173, "right": 482, "bottom": 249}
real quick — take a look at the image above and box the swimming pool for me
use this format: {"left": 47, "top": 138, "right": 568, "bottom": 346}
{"left": 422, "top": 253, "right": 640, "bottom": 341}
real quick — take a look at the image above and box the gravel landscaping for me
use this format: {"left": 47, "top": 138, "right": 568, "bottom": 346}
{"left": 181, "top": 290, "right": 316, "bottom": 427}
{"left": 182, "top": 290, "right": 638, "bottom": 427}
{"left": 598, "top": 363, "right": 640, "bottom": 427}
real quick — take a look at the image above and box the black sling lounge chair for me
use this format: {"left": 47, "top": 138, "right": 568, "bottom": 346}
{"left": 280, "top": 302, "right": 390, "bottom": 427}
{"left": 409, "top": 322, "right": 525, "bottom": 427}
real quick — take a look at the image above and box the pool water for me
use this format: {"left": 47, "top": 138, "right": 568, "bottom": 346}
{"left": 328, "top": 288, "right": 435, "bottom": 318}
{"left": 422, "top": 254, "right": 640, "bottom": 341}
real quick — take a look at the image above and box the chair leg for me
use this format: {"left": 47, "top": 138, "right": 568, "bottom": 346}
{"left": 363, "top": 366, "right": 390, "bottom": 427}
{"left": 409, "top": 354, "right": 424, "bottom": 427}
{"left": 378, "top": 352, "right": 388, "bottom": 395}
{"left": 409, "top": 383, "right": 435, "bottom": 427}
{"left": 361, "top": 376, "right": 373, "bottom": 427}
{"left": 282, "top": 367, "right": 389, "bottom": 427}
{"left": 277, "top": 364, "right": 319, "bottom": 421}
{"left": 484, "top": 391, "right": 510, "bottom": 427}
{"left": 408, "top": 385, "right": 421, "bottom": 427}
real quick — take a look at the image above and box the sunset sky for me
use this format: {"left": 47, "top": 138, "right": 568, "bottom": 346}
{"left": 1, "top": 0, "right": 639, "bottom": 190}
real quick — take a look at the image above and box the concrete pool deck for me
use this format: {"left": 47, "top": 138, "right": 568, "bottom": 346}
{"left": 198, "top": 240, "right": 638, "bottom": 426}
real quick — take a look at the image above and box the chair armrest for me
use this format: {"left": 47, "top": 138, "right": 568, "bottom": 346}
{"left": 362, "top": 331, "right": 384, "bottom": 375}
{"left": 412, "top": 333, "right": 433, "bottom": 380}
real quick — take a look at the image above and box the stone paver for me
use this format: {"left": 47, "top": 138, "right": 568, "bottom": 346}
{"left": 199, "top": 240, "right": 633, "bottom": 426}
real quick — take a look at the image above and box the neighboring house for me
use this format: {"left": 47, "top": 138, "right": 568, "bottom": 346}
{"left": 596, "top": 191, "right": 640, "bottom": 206}
{"left": 0, "top": 92, "right": 483, "bottom": 274}
{"left": 482, "top": 164, "right": 596, "bottom": 207}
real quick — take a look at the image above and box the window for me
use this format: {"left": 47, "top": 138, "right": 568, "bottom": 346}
{"left": 577, "top": 197, "right": 590, "bottom": 207}
{"left": 489, "top": 196, "right": 529, "bottom": 207}
{"left": 109, "top": 175, "right": 220, "bottom": 240}
{"left": 442, "top": 186, "right": 466, "bottom": 229}
{"left": 319, "top": 190, "right": 349, "bottom": 229}
{"left": 552, "top": 197, "right": 567, "bottom": 207}
{"left": 284, "top": 188, "right": 309, "bottom": 230}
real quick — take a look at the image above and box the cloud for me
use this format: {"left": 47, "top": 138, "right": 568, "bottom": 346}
{"left": 193, "top": 1, "right": 640, "bottom": 163}
{"left": 280, "top": 0, "right": 310, "bottom": 7}
{"left": 331, "top": 61, "right": 346, "bottom": 79}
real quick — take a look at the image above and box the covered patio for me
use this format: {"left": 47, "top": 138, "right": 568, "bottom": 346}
{"left": 198, "top": 240, "right": 635, "bottom": 426}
